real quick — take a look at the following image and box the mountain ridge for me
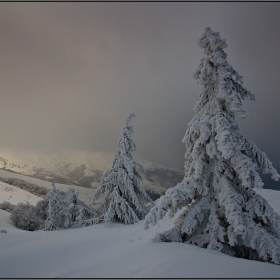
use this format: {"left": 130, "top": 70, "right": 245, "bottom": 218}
{"left": 0, "top": 150, "right": 184, "bottom": 200}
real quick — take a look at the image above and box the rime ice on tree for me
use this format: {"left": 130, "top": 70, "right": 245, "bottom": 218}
{"left": 145, "top": 27, "right": 280, "bottom": 264}
{"left": 45, "top": 183, "right": 99, "bottom": 230}
{"left": 92, "top": 113, "right": 153, "bottom": 225}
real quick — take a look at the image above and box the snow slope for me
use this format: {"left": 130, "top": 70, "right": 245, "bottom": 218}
{"left": 0, "top": 168, "right": 94, "bottom": 205}
{"left": 1, "top": 177, "right": 280, "bottom": 277}
{"left": 0, "top": 182, "right": 42, "bottom": 206}
{"left": 1, "top": 209, "right": 280, "bottom": 278}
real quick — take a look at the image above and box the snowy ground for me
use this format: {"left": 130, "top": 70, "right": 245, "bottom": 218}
{"left": 1, "top": 176, "right": 280, "bottom": 277}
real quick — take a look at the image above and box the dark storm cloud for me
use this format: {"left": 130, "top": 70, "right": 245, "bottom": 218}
{"left": 0, "top": 2, "right": 280, "bottom": 172}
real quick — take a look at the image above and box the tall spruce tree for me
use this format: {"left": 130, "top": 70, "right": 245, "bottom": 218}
{"left": 92, "top": 113, "right": 153, "bottom": 225}
{"left": 145, "top": 27, "right": 280, "bottom": 264}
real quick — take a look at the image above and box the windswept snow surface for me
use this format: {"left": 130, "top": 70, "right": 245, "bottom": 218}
{"left": 1, "top": 182, "right": 280, "bottom": 277}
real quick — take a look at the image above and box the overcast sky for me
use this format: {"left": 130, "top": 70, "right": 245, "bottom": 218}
{"left": 0, "top": 2, "right": 280, "bottom": 173}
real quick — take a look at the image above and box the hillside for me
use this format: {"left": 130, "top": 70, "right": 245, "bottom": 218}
{"left": 0, "top": 150, "right": 184, "bottom": 199}
{"left": 0, "top": 168, "right": 94, "bottom": 206}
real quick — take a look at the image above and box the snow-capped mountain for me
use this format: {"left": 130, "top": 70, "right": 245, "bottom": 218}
{"left": 0, "top": 149, "right": 184, "bottom": 200}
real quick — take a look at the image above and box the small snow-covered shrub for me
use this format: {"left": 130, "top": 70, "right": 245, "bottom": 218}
{"left": 34, "top": 197, "right": 49, "bottom": 222}
{"left": 11, "top": 196, "right": 50, "bottom": 231}
{"left": 0, "top": 201, "right": 15, "bottom": 213}
{"left": 10, "top": 202, "right": 45, "bottom": 231}
{"left": 9, "top": 196, "right": 50, "bottom": 231}
{"left": 1, "top": 184, "right": 97, "bottom": 231}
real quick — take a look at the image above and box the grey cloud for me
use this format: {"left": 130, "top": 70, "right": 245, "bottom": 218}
{"left": 0, "top": 2, "right": 279, "bottom": 173}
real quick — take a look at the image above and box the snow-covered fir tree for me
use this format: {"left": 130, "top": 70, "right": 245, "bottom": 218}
{"left": 45, "top": 183, "right": 99, "bottom": 230}
{"left": 145, "top": 27, "right": 280, "bottom": 264}
{"left": 92, "top": 113, "right": 153, "bottom": 225}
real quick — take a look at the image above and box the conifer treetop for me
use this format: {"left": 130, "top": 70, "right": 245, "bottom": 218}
{"left": 126, "top": 113, "right": 136, "bottom": 127}
{"left": 193, "top": 27, "right": 255, "bottom": 119}
{"left": 189, "top": 27, "right": 279, "bottom": 182}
